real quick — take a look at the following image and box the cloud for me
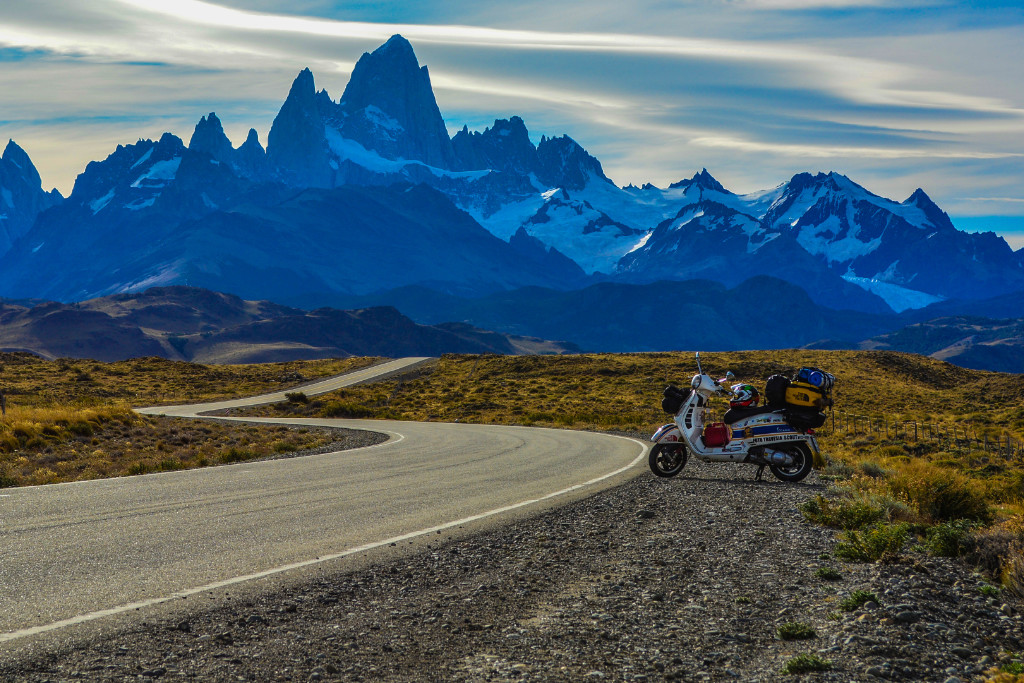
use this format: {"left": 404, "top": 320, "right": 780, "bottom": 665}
{"left": 0, "top": 0, "right": 1021, "bottom": 230}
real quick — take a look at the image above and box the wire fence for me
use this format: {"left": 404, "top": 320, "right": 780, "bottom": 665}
{"left": 832, "top": 410, "right": 1024, "bottom": 459}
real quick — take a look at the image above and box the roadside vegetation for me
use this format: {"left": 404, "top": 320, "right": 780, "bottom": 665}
{"left": 7, "top": 348, "right": 1024, "bottom": 595}
{"left": 233, "top": 349, "right": 1024, "bottom": 593}
{"left": 0, "top": 353, "right": 381, "bottom": 486}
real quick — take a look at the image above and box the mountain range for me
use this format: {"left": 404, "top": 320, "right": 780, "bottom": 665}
{"left": 0, "top": 287, "right": 578, "bottom": 363}
{"left": 0, "top": 34, "right": 1021, "bottom": 370}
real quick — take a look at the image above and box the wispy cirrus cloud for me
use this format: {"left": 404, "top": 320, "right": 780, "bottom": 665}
{"left": 0, "top": 0, "right": 1021, "bottom": 232}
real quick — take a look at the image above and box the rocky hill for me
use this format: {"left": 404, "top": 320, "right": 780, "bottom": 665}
{"left": 0, "top": 287, "right": 578, "bottom": 363}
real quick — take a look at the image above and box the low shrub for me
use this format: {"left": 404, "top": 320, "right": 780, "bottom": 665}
{"left": 777, "top": 622, "right": 817, "bottom": 640}
{"left": 839, "top": 589, "right": 879, "bottom": 612}
{"left": 781, "top": 654, "right": 832, "bottom": 675}
{"left": 285, "top": 391, "right": 309, "bottom": 404}
{"left": 321, "top": 401, "right": 374, "bottom": 419}
{"left": 0, "top": 433, "right": 18, "bottom": 453}
{"left": 220, "top": 448, "right": 257, "bottom": 464}
{"left": 800, "top": 494, "right": 884, "bottom": 530}
{"left": 814, "top": 567, "right": 843, "bottom": 581}
{"left": 68, "top": 421, "right": 94, "bottom": 437}
{"left": 859, "top": 460, "right": 889, "bottom": 479}
{"left": 924, "top": 520, "right": 978, "bottom": 557}
{"left": 834, "top": 523, "right": 908, "bottom": 563}
{"left": 888, "top": 465, "right": 991, "bottom": 524}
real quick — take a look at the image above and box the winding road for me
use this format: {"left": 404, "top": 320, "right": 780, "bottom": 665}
{"left": 0, "top": 357, "right": 646, "bottom": 645}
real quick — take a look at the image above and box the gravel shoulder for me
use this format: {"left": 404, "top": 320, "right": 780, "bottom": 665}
{"left": 3, "top": 459, "right": 1021, "bottom": 682}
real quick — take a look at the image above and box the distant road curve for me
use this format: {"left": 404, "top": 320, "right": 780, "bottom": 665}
{"left": 0, "top": 357, "right": 646, "bottom": 644}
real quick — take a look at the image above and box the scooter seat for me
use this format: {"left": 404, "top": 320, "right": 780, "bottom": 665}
{"left": 723, "top": 405, "right": 779, "bottom": 425}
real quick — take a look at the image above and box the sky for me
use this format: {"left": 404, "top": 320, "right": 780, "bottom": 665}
{"left": 1, "top": 0, "right": 1023, "bottom": 248}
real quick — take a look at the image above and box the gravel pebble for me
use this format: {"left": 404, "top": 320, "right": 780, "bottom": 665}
{"left": 1, "top": 458, "right": 1020, "bottom": 681}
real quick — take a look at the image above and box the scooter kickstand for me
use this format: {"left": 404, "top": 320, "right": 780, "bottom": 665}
{"left": 755, "top": 465, "right": 766, "bottom": 482}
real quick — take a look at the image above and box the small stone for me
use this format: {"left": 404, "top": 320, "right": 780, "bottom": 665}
{"left": 865, "top": 665, "right": 886, "bottom": 677}
{"left": 942, "top": 678, "right": 963, "bottom": 683}
{"left": 864, "top": 601, "right": 879, "bottom": 610}
{"left": 1002, "top": 604, "right": 1014, "bottom": 617}
{"left": 637, "top": 510, "right": 656, "bottom": 519}
{"left": 951, "top": 646, "right": 973, "bottom": 659}
{"left": 894, "top": 611, "right": 920, "bottom": 624}
{"left": 141, "top": 668, "right": 167, "bottom": 679}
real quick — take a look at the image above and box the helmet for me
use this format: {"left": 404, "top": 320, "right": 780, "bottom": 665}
{"left": 730, "top": 383, "right": 760, "bottom": 408}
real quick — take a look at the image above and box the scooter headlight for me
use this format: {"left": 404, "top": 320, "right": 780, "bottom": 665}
{"left": 691, "top": 374, "right": 701, "bottom": 389}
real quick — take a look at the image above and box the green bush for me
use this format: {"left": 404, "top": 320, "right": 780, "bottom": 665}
{"left": 859, "top": 460, "right": 889, "bottom": 478}
{"left": 835, "top": 523, "right": 908, "bottom": 563}
{"left": 220, "top": 448, "right": 257, "bottom": 464}
{"left": 924, "top": 520, "right": 978, "bottom": 557}
{"left": 888, "top": 467, "right": 991, "bottom": 523}
{"left": 800, "top": 495, "right": 884, "bottom": 530}
{"left": 777, "top": 622, "right": 817, "bottom": 640}
{"left": 814, "top": 567, "right": 843, "bottom": 581}
{"left": 321, "top": 401, "right": 374, "bottom": 418}
{"left": 781, "top": 654, "right": 832, "bottom": 675}
{"left": 285, "top": 391, "right": 309, "bottom": 404}
{"left": 0, "top": 433, "right": 18, "bottom": 453}
{"left": 0, "top": 468, "right": 17, "bottom": 488}
{"left": 68, "top": 421, "right": 94, "bottom": 437}
{"left": 839, "top": 590, "right": 879, "bottom": 612}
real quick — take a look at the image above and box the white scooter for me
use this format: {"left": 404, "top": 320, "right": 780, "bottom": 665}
{"left": 649, "top": 353, "right": 819, "bottom": 482}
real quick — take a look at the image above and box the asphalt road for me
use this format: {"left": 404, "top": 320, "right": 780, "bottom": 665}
{"left": 0, "top": 357, "right": 646, "bottom": 644}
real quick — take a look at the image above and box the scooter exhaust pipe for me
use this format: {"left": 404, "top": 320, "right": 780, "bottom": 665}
{"left": 763, "top": 448, "right": 794, "bottom": 467}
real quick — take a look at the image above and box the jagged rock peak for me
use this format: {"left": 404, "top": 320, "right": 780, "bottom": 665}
{"left": 267, "top": 67, "right": 331, "bottom": 186}
{"left": 536, "top": 134, "right": 611, "bottom": 191}
{"left": 338, "top": 34, "right": 456, "bottom": 169}
{"left": 905, "top": 188, "right": 933, "bottom": 206}
{"left": 189, "top": 112, "right": 233, "bottom": 161}
{"left": 240, "top": 128, "right": 263, "bottom": 152}
{"left": 904, "top": 187, "right": 955, "bottom": 231}
{"left": 2, "top": 139, "right": 42, "bottom": 187}
{"left": 290, "top": 68, "right": 316, "bottom": 97}
{"left": 670, "top": 169, "right": 728, "bottom": 193}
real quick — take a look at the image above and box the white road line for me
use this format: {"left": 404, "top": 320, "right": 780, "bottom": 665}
{"left": 0, "top": 436, "right": 646, "bottom": 644}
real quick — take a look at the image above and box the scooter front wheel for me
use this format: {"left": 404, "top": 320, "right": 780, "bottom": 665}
{"left": 649, "top": 443, "right": 687, "bottom": 478}
{"left": 768, "top": 442, "right": 813, "bottom": 483}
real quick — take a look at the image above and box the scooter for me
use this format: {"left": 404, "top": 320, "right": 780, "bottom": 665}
{"left": 649, "top": 353, "right": 819, "bottom": 482}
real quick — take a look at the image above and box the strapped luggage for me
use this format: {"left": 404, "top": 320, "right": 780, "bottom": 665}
{"left": 662, "top": 385, "right": 691, "bottom": 415}
{"left": 785, "top": 381, "right": 832, "bottom": 410}
{"left": 764, "top": 374, "right": 790, "bottom": 408}
{"left": 795, "top": 367, "right": 835, "bottom": 393}
{"left": 785, "top": 408, "right": 828, "bottom": 432}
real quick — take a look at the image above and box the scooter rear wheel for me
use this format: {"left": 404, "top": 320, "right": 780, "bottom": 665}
{"left": 768, "top": 442, "right": 813, "bottom": 483}
{"left": 649, "top": 443, "right": 687, "bottom": 478}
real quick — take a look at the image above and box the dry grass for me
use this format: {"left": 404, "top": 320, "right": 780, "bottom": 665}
{"left": 0, "top": 352, "right": 381, "bottom": 408}
{"left": 0, "top": 412, "right": 341, "bottom": 487}
{"left": 8, "top": 347, "right": 1024, "bottom": 587}
{"left": 0, "top": 353, "right": 382, "bottom": 487}
{"left": 235, "top": 349, "right": 1024, "bottom": 585}
{"left": 238, "top": 350, "right": 1024, "bottom": 440}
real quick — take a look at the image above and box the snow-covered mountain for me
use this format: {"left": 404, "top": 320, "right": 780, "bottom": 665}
{"left": 616, "top": 171, "right": 1024, "bottom": 312}
{"left": 0, "top": 34, "right": 1021, "bottom": 319}
{"left": 0, "top": 140, "right": 62, "bottom": 257}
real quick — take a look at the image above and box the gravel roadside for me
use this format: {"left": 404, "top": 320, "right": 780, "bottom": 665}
{"left": 3, "top": 459, "right": 1021, "bottom": 682}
